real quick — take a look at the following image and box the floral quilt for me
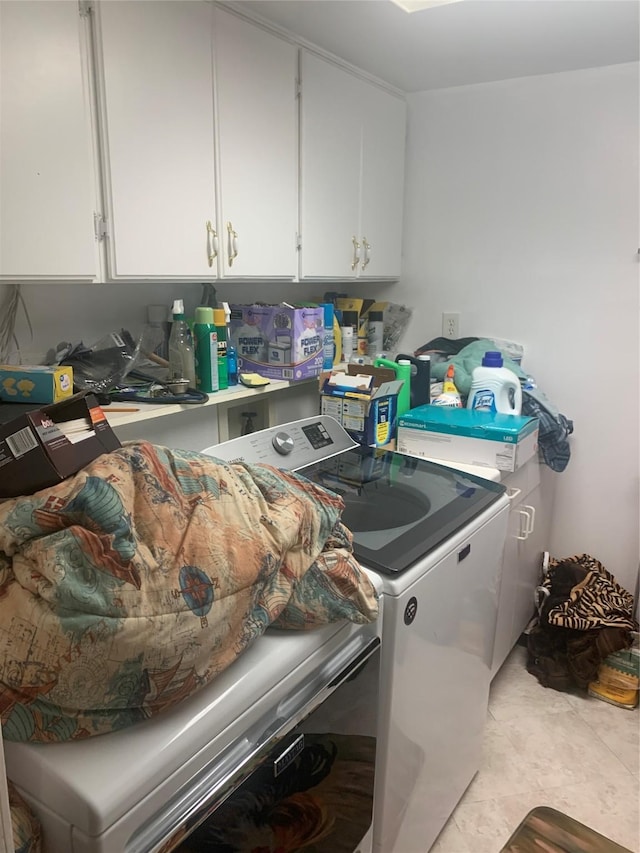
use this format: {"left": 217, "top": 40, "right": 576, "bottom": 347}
{"left": 0, "top": 441, "right": 378, "bottom": 742}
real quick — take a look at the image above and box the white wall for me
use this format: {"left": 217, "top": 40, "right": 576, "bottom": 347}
{"left": 0, "top": 279, "right": 343, "bottom": 365}
{"left": 394, "top": 62, "right": 639, "bottom": 595}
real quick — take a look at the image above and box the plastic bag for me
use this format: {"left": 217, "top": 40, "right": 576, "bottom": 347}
{"left": 61, "top": 329, "right": 155, "bottom": 393}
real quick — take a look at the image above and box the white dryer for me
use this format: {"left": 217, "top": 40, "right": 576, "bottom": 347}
{"left": 209, "top": 415, "right": 510, "bottom": 853}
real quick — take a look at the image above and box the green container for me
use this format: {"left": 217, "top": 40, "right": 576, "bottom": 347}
{"left": 212, "top": 308, "right": 229, "bottom": 390}
{"left": 374, "top": 357, "right": 411, "bottom": 417}
{"left": 194, "top": 307, "right": 219, "bottom": 393}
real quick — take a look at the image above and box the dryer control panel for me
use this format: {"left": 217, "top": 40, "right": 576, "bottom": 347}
{"left": 202, "top": 415, "right": 358, "bottom": 471}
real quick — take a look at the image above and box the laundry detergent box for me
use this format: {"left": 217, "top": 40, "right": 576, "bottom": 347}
{"left": 229, "top": 304, "right": 324, "bottom": 381}
{"left": 0, "top": 392, "right": 121, "bottom": 498}
{"left": 0, "top": 364, "right": 74, "bottom": 404}
{"left": 319, "top": 364, "right": 403, "bottom": 447}
{"left": 397, "top": 406, "right": 539, "bottom": 472}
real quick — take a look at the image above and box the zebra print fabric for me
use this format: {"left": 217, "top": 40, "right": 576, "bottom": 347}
{"left": 541, "top": 553, "right": 637, "bottom": 632}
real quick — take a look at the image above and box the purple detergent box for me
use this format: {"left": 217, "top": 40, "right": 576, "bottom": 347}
{"left": 229, "top": 304, "right": 324, "bottom": 381}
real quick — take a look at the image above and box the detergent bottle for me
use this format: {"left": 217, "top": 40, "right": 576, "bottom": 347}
{"left": 395, "top": 353, "right": 431, "bottom": 408}
{"left": 467, "top": 351, "right": 522, "bottom": 415}
{"left": 373, "top": 357, "right": 411, "bottom": 417}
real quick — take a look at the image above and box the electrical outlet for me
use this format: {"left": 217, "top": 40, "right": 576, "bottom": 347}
{"left": 442, "top": 312, "right": 460, "bottom": 339}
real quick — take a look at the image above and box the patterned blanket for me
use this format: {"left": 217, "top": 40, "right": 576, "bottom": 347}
{"left": 0, "top": 441, "right": 378, "bottom": 742}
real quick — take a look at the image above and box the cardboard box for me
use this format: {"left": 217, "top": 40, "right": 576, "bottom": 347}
{"left": 319, "top": 364, "right": 403, "bottom": 447}
{"left": 0, "top": 364, "right": 74, "bottom": 404}
{"left": 229, "top": 304, "right": 324, "bottom": 381}
{"left": 397, "top": 406, "right": 539, "bottom": 472}
{"left": 0, "top": 393, "right": 122, "bottom": 498}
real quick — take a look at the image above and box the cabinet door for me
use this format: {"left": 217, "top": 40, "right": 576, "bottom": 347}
{"left": 299, "top": 52, "right": 362, "bottom": 279}
{"left": 491, "top": 518, "right": 518, "bottom": 679}
{"left": 95, "top": 1, "right": 216, "bottom": 279}
{"left": 0, "top": 1, "right": 96, "bottom": 280}
{"left": 213, "top": 9, "right": 297, "bottom": 279}
{"left": 513, "top": 483, "right": 545, "bottom": 642}
{"left": 359, "top": 84, "right": 407, "bottom": 279}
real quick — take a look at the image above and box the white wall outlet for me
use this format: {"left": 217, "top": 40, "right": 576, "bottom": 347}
{"left": 442, "top": 312, "right": 460, "bottom": 339}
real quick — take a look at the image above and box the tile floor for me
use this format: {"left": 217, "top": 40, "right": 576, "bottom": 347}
{"left": 432, "top": 644, "right": 640, "bottom": 853}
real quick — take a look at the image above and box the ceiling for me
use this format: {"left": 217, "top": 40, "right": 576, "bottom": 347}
{"left": 235, "top": 0, "right": 640, "bottom": 92}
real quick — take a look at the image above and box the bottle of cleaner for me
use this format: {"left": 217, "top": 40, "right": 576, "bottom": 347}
{"left": 222, "top": 302, "right": 238, "bottom": 386}
{"left": 373, "top": 357, "right": 412, "bottom": 417}
{"left": 340, "top": 311, "right": 358, "bottom": 363}
{"left": 467, "top": 351, "right": 522, "bottom": 415}
{"left": 432, "top": 364, "right": 462, "bottom": 407}
{"left": 193, "top": 307, "right": 219, "bottom": 393}
{"left": 168, "top": 299, "right": 196, "bottom": 388}
{"left": 395, "top": 353, "right": 431, "bottom": 408}
{"left": 212, "top": 307, "right": 229, "bottom": 390}
{"left": 366, "top": 310, "right": 384, "bottom": 357}
{"left": 321, "top": 303, "right": 335, "bottom": 370}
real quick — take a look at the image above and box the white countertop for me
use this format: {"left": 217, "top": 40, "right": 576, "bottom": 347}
{"left": 102, "top": 378, "right": 315, "bottom": 429}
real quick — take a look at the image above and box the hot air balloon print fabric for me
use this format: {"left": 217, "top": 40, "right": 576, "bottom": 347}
{"left": 0, "top": 441, "right": 378, "bottom": 742}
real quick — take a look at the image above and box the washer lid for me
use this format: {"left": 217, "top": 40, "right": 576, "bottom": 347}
{"left": 299, "top": 447, "right": 506, "bottom": 575}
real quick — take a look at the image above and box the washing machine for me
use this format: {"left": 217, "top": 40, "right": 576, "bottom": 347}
{"left": 207, "top": 415, "right": 510, "bottom": 853}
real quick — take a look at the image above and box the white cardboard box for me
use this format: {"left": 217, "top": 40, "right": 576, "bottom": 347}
{"left": 397, "top": 406, "right": 539, "bottom": 472}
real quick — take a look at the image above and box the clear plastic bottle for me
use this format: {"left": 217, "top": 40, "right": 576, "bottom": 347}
{"left": 168, "top": 299, "right": 196, "bottom": 387}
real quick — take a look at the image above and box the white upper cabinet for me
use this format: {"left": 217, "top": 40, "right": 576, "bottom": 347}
{"left": 213, "top": 8, "right": 298, "bottom": 279}
{"left": 94, "top": 1, "right": 217, "bottom": 279}
{"left": 299, "top": 52, "right": 363, "bottom": 280}
{"left": 299, "top": 51, "right": 407, "bottom": 281}
{"left": 359, "top": 82, "right": 407, "bottom": 279}
{"left": 0, "top": 1, "right": 97, "bottom": 280}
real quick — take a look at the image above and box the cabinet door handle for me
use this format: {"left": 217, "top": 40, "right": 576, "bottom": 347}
{"left": 351, "top": 235, "right": 361, "bottom": 271}
{"left": 506, "top": 487, "right": 522, "bottom": 502}
{"left": 516, "top": 506, "right": 535, "bottom": 539}
{"left": 227, "top": 221, "right": 238, "bottom": 267}
{"left": 523, "top": 504, "right": 536, "bottom": 535}
{"left": 361, "top": 237, "right": 371, "bottom": 270}
{"left": 516, "top": 509, "right": 530, "bottom": 540}
{"left": 206, "top": 220, "right": 218, "bottom": 266}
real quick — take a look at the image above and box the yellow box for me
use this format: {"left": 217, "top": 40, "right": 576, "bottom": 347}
{"left": 0, "top": 365, "right": 74, "bottom": 404}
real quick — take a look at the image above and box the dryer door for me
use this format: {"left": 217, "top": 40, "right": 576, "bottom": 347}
{"left": 126, "top": 637, "right": 380, "bottom": 853}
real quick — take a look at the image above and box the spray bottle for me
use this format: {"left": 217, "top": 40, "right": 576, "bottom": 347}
{"left": 168, "top": 299, "right": 196, "bottom": 388}
{"left": 432, "top": 364, "right": 462, "bottom": 407}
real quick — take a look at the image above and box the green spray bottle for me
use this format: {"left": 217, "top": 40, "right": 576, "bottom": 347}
{"left": 373, "top": 357, "right": 412, "bottom": 417}
{"left": 194, "top": 307, "right": 219, "bottom": 393}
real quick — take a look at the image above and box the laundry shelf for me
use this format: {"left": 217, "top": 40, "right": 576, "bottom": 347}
{"left": 104, "top": 377, "right": 317, "bottom": 443}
